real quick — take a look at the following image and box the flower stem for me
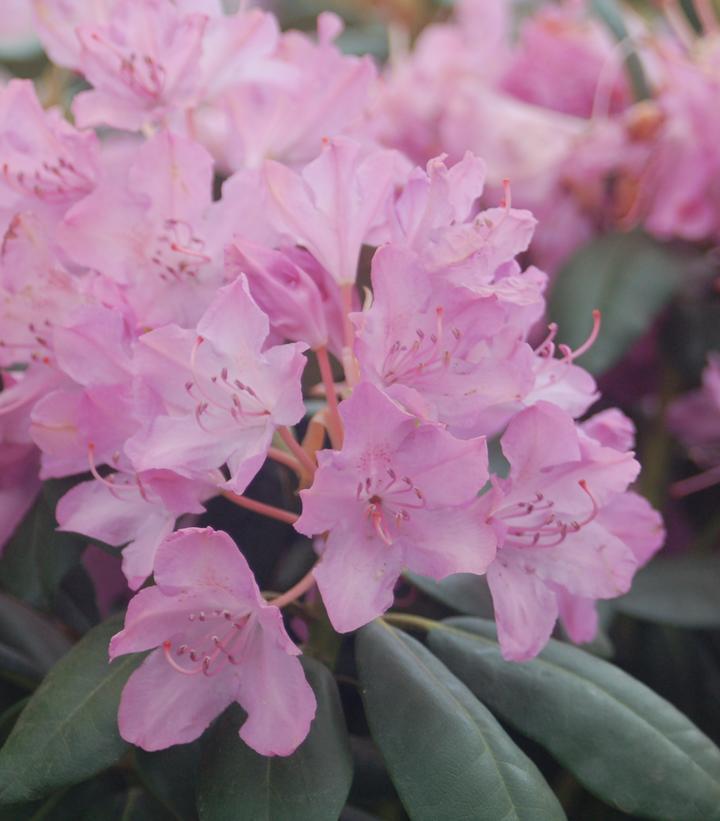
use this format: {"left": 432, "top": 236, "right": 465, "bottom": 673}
{"left": 278, "top": 426, "right": 317, "bottom": 477}
{"left": 222, "top": 490, "right": 298, "bottom": 525}
{"left": 315, "top": 346, "right": 343, "bottom": 449}
{"left": 271, "top": 567, "right": 317, "bottom": 609}
{"left": 340, "top": 283, "right": 360, "bottom": 388}
{"left": 267, "top": 446, "right": 303, "bottom": 476}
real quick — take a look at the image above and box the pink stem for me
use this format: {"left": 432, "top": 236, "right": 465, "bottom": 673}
{"left": 271, "top": 567, "right": 317, "bottom": 609}
{"left": 671, "top": 465, "right": 720, "bottom": 498}
{"left": 278, "top": 427, "right": 317, "bottom": 476}
{"left": 267, "top": 446, "right": 303, "bottom": 475}
{"left": 315, "top": 346, "right": 343, "bottom": 449}
{"left": 222, "top": 491, "right": 298, "bottom": 525}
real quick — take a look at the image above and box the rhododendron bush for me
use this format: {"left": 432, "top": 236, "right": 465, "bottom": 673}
{"left": 0, "top": 0, "right": 719, "bottom": 818}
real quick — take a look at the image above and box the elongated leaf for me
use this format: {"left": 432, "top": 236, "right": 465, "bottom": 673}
{"left": 0, "top": 617, "right": 143, "bottom": 803}
{"left": 135, "top": 741, "right": 201, "bottom": 821}
{"left": 197, "top": 657, "right": 352, "bottom": 821}
{"left": 356, "top": 622, "right": 565, "bottom": 821}
{"left": 429, "top": 618, "right": 720, "bottom": 821}
{"left": 615, "top": 554, "right": 720, "bottom": 628}
{"left": 406, "top": 572, "right": 494, "bottom": 619}
{"left": 0, "top": 480, "right": 86, "bottom": 611}
{"left": 548, "top": 231, "right": 685, "bottom": 375}
{"left": 0, "top": 593, "right": 72, "bottom": 681}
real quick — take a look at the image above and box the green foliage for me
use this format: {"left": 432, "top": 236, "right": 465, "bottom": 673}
{"left": 0, "top": 617, "right": 143, "bottom": 803}
{"left": 428, "top": 618, "right": 720, "bottom": 821}
{"left": 197, "top": 657, "right": 353, "bottom": 821}
{"left": 0, "top": 593, "right": 72, "bottom": 688}
{"left": 549, "top": 231, "right": 686, "bottom": 374}
{"left": 0, "top": 480, "right": 87, "bottom": 612}
{"left": 356, "top": 621, "right": 566, "bottom": 821}
{"left": 615, "top": 553, "right": 720, "bottom": 628}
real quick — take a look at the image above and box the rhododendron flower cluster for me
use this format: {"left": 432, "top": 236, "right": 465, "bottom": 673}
{"left": 372, "top": 0, "right": 720, "bottom": 272}
{"left": 0, "top": 0, "right": 666, "bottom": 763}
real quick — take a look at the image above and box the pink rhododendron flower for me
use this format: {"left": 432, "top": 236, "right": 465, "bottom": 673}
{"left": 263, "top": 137, "right": 407, "bottom": 285}
{"left": 57, "top": 469, "right": 215, "bottom": 588}
{"left": 295, "top": 382, "right": 495, "bottom": 632}
{"left": 353, "top": 245, "right": 539, "bottom": 437}
{"left": 110, "top": 527, "right": 316, "bottom": 754}
{"left": 225, "top": 241, "right": 344, "bottom": 355}
{"left": 478, "top": 402, "right": 641, "bottom": 660}
{"left": 126, "top": 276, "right": 307, "bottom": 494}
{"left": 215, "top": 13, "right": 376, "bottom": 170}
{"left": 0, "top": 80, "right": 99, "bottom": 211}
{"left": 557, "top": 409, "right": 664, "bottom": 644}
{"left": 72, "top": 0, "right": 208, "bottom": 131}
{"left": 669, "top": 354, "right": 720, "bottom": 467}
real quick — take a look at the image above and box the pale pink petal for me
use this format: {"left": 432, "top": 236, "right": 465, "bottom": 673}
{"left": 313, "top": 520, "right": 406, "bottom": 633}
{"left": 487, "top": 558, "right": 559, "bottom": 661}
{"left": 118, "top": 648, "right": 237, "bottom": 751}
{"left": 153, "top": 527, "right": 263, "bottom": 605}
{"left": 236, "top": 608, "right": 316, "bottom": 756}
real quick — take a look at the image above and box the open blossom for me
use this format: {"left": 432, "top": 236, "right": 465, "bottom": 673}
{"left": 0, "top": 80, "right": 99, "bottom": 213}
{"left": 215, "top": 12, "right": 376, "bottom": 170}
{"left": 477, "top": 402, "right": 642, "bottom": 660}
{"left": 263, "top": 137, "right": 407, "bottom": 285}
{"left": 57, "top": 469, "right": 216, "bottom": 589}
{"left": 295, "top": 382, "right": 495, "bottom": 632}
{"left": 353, "top": 245, "right": 539, "bottom": 437}
{"left": 126, "top": 276, "right": 307, "bottom": 494}
{"left": 110, "top": 527, "right": 316, "bottom": 755}
{"left": 57, "top": 130, "right": 222, "bottom": 328}
{"left": 71, "top": 0, "right": 208, "bottom": 131}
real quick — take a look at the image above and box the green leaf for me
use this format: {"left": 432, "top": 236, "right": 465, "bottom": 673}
{"left": 356, "top": 622, "right": 566, "bottom": 821}
{"left": 0, "top": 593, "right": 72, "bottom": 685}
{"left": 548, "top": 231, "right": 684, "bottom": 375}
{"left": 197, "top": 657, "right": 352, "bottom": 821}
{"left": 406, "top": 572, "right": 494, "bottom": 619}
{"left": 0, "top": 480, "right": 86, "bottom": 611}
{"left": 135, "top": 741, "right": 201, "bottom": 821}
{"left": 614, "top": 553, "right": 720, "bottom": 628}
{"left": 428, "top": 618, "right": 720, "bottom": 821}
{"left": 0, "top": 617, "right": 144, "bottom": 803}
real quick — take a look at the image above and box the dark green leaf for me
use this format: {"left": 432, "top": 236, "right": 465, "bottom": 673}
{"left": 0, "top": 593, "right": 72, "bottom": 684}
{"left": 197, "top": 657, "right": 352, "bottom": 821}
{"left": 548, "top": 231, "right": 685, "bottom": 374}
{"left": 135, "top": 741, "right": 201, "bottom": 821}
{"left": 0, "top": 480, "right": 86, "bottom": 611}
{"left": 356, "top": 622, "right": 565, "bottom": 821}
{"left": 406, "top": 572, "right": 494, "bottom": 619}
{"left": 615, "top": 554, "right": 720, "bottom": 628}
{"left": 0, "top": 617, "right": 144, "bottom": 803}
{"left": 429, "top": 618, "right": 720, "bottom": 821}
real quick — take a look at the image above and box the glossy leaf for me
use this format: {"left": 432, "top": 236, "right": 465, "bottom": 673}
{"left": 197, "top": 657, "right": 352, "bottom": 821}
{"left": 356, "top": 621, "right": 566, "bottom": 821}
{"left": 405, "top": 572, "right": 494, "bottom": 619}
{"left": 548, "top": 231, "right": 684, "bottom": 375}
{"left": 0, "top": 617, "right": 143, "bottom": 803}
{"left": 135, "top": 741, "right": 201, "bottom": 821}
{"left": 0, "top": 593, "right": 72, "bottom": 685}
{"left": 0, "top": 480, "right": 86, "bottom": 611}
{"left": 429, "top": 618, "right": 720, "bottom": 821}
{"left": 615, "top": 554, "right": 720, "bottom": 628}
